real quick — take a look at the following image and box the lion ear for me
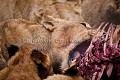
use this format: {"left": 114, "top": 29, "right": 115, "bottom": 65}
{"left": 31, "top": 49, "right": 53, "bottom": 79}
{"left": 43, "top": 21, "right": 56, "bottom": 32}
{"left": 5, "top": 44, "right": 19, "bottom": 58}
{"left": 80, "top": 22, "right": 92, "bottom": 29}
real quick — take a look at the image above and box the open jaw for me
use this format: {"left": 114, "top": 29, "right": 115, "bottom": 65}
{"left": 68, "top": 39, "right": 91, "bottom": 67}
{"left": 68, "top": 23, "right": 120, "bottom": 80}
{"left": 62, "top": 39, "right": 91, "bottom": 76}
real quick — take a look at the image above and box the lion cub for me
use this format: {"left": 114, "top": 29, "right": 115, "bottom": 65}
{"left": 0, "top": 44, "right": 53, "bottom": 80}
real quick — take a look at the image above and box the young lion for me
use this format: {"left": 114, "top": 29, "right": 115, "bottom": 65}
{"left": 43, "top": 17, "right": 95, "bottom": 74}
{"left": 0, "top": 18, "right": 95, "bottom": 75}
{"left": 0, "top": 44, "right": 53, "bottom": 80}
{"left": 0, "top": 19, "right": 51, "bottom": 60}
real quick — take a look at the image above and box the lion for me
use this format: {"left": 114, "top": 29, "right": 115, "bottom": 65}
{"left": 42, "top": 17, "right": 96, "bottom": 74}
{"left": 0, "top": 44, "right": 53, "bottom": 80}
{"left": 0, "top": 18, "right": 96, "bottom": 75}
{"left": 0, "top": 0, "right": 82, "bottom": 23}
{"left": 0, "top": 19, "right": 51, "bottom": 60}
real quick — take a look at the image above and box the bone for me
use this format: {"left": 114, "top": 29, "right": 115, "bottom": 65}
{"left": 103, "top": 24, "right": 112, "bottom": 55}
{"left": 109, "top": 24, "right": 116, "bottom": 46}
{"left": 93, "top": 22, "right": 105, "bottom": 40}
{"left": 99, "top": 23, "right": 109, "bottom": 37}
{"left": 85, "top": 22, "right": 106, "bottom": 53}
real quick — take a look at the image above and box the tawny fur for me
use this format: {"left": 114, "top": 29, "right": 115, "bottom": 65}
{"left": 45, "top": 74, "right": 84, "bottom": 80}
{"left": 0, "top": 18, "right": 96, "bottom": 74}
{"left": 0, "top": 19, "right": 51, "bottom": 60}
{"left": 0, "top": 0, "right": 119, "bottom": 79}
{"left": 0, "top": 0, "right": 84, "bottom": 23}
{"left": 0, "top": 0, "right": 119, "bottom": 26}
{"left": 0, "top": 44, "right": 53, "bottom": 80}
{"left": 47, "top": 19, "right": 95, "bottom": 73}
